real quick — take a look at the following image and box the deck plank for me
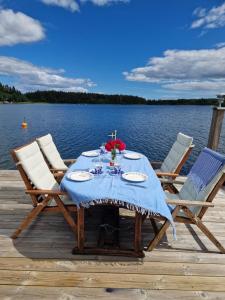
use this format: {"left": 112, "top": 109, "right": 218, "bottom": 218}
{"left": 2, "top": 270, "right": 225, "bottom": 290}
{"left": 1, "top": 257, "right": 225, "bottom": 276}
{"left": 0, "top": 170, "right": 225, "bottom": 298}
{"left": 1, "top": 286, "right": 224, "bottom": 300}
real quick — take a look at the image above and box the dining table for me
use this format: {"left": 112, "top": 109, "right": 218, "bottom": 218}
{"left": 60, "top": 149, "right": 174, "bottom": 257}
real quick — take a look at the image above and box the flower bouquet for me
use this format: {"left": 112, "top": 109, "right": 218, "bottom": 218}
{"left": 105, "top": 139, "right": 126, "bottom": 166}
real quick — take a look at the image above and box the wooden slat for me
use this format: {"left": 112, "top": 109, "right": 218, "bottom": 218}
{"left": 0, "top": 170, "right": 225, "bottom": 298}
{"left": 1, "top": 270, "right": 225, "bottom": 290}
{"left": 1, "top": 257, "right": 225, "bottom": 276}
{"left": 0, "top": 286, "right": 147, "bottom": 300}
{"left": 0, "top": 286, "right": 224, "bottom": 300}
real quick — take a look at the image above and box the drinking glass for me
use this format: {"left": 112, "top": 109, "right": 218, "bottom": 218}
{"left": 99, "top": 142, "right": 107, "bottom": 163}
{"left": 94, "top": 157, "right": 103, "bottom": 174}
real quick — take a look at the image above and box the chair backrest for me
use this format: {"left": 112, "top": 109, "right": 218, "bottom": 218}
{"left": 36, "top": 134, "right": 68, "bottom": 170}
{"left": 179, "top": 164, "right": 225, "bottom": 217}
{"left": 12, "top": 141, "right": 59, "bottom": 191}
{"left": 160, "top": 132, "right": 194, "bottom": 174}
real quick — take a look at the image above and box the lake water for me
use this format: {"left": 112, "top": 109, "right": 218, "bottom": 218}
{"left": 0, "top": 104, "right": 225, "bottom": 174}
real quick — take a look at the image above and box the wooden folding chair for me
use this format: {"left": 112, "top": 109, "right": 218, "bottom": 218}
{"left": 36, "top": 134, "right": 76, "bottom": 173}
{"left": 151, "top": 132, "right": 194, "bottom": 181}
{"left": 147, "top": 166, "right": 225, "bottom": 253}
{"left": 11, "top": 141, "right": 77, "bottom": 239}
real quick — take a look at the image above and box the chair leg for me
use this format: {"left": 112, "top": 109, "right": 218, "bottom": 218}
{"left": 167, "top": 184, "right": 179, "bottom": 194}
{"left": 146, "top": 206, "right": 180, "bottom": 252}
{"left": 147, "top": 220, "right": 170, "bottom": 251}
{"left": 197, "top": 221, "right": 225, "bottom": 253}
{"left": 150, "top": 218, "right": 159, "bottom": 235}
{"left": 11, "top": 201, "right": 47, "bottom": 239}
{"left": 142, "top": 213, "right": 148, "bottom": 224}
{"left": 183, "top": 207, "right": 225, "bottom": 254}
{"left": 54, "top": 196, "right": 77, "bottom": 234}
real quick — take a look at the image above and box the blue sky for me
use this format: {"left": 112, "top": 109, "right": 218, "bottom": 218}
{"left": 1, "top": 0, "right": 225, "bottom": 99}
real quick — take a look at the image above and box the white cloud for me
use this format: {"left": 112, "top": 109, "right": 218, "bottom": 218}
{"left": 0, "top": 56, "right": 95, "bottom": 92}
{"left": 40, "top": 0, "right": 129, "bottom": 11}
{"left": 163, "top": 80, "right": 225, "bottom": 91}
{"left": 0, "top": 9, "right": 45, "bottom": 46}
{"left": 215, "top": 42, "right": 225, "bottom": 48}
{"left": 41, "top": 0, "right": 79, "bottom": 12}
{"left": 191, "top": 2, "right": 225, "bottom": 30}
{"left": 193, "top": 7, "right": 206, "bottom": 18}
{"left": 80, "top": 0, "right": 129, "bottom": 6}
{"left": 124, "top": 47, "right": 225, "bottom": 94}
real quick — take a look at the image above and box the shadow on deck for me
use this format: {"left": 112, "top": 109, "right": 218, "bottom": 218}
{"left": 1, "top": 170, "right": 225, "bottom": 299}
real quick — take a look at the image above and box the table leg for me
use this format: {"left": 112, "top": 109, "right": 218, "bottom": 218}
{"left": 134, "top": 211, "right": 142, "bottom": 253}
{"left": 77, "top": 207, "right": 84, "bottom": 251}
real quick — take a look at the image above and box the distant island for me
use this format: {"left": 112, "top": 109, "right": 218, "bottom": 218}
{"left": 0, "top": 82, "right": 223, "bottom": 106}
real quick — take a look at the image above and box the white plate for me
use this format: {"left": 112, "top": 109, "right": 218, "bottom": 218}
{"left": 124, "top": 152, "right": 143, "bottom": 160}
{"left": 67, "top": 171, "right": 94, "bottom": 182}
{"left": 82, "top": 151, "right": 99, "bottom": 157}
{"left": 122, "top": 172, "right": 148, "bottom": 182}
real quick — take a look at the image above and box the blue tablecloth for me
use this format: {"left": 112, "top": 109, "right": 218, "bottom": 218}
{"left": 60, "top": 151, "right": 173, "bottom": 223}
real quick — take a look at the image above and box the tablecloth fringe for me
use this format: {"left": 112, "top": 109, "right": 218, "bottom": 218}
{"left": 80, "top": 198, "right": 160, "bottom": 217}
{"left": 78, "top": 199, "right": 177, "bottom": 240}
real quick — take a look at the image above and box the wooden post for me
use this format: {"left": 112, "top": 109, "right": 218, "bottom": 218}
{"left": 207, "top": 107, "right": 225, "bottom": 150}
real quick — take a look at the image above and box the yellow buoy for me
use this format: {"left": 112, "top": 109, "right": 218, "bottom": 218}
{"left": 21, "top": 118, "right": 28, "bottom": 129}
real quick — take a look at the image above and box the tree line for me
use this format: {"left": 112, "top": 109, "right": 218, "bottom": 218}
{"left": 0, "top": 83, "right": 25, "bottom": 102}
{"left": 0, "top": 82, "right": 223, "bottom": 106}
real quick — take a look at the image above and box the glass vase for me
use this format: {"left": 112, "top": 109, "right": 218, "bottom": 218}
{"left": 110, "top": 149, "right": 117, "bottom": 166}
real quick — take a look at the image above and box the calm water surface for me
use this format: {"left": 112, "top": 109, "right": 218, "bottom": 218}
{"left": 0, "top": 104, "right": 224, "bottom": 174}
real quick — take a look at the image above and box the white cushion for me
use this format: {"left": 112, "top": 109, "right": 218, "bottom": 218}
{"left": 177, "top": 132, "right": 193, "bottom": 147}
{"left": 15, "top": 141, "right": 59, "bottom": 191}
{"left": 166, "top": 165, "right": 225, "bottom": 216}
{"left": 165, "top": 191, "right": 188, "bottom": 218}
{"left": 48, "top": 195, "right": 74, "bottom": 206}
{"left": 165, "top": 191, "right": 180, "bottom": 201}
{"left": 160, "top": 132, "right": 193, "bottom": 173}
{"left": 37, "top": 134, "right": 68, "bottom": 171}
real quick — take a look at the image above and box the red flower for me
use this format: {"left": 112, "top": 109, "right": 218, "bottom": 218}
{"left": 105, "top": 139, "right": 126, "bottom": 152}
{"left": 118, "top": 142, "right": 126, "bottom": 151}
{"left": 105, "top": 141, "right": 113, "bottom": 151}
{"left": 114, "top": 139, "right": 126, "bottom": 151}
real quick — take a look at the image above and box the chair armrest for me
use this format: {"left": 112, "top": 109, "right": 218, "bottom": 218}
{"left": 159, "top": 178, "right": 185, "bottom": 185}
{"left": 50, "top": 168, "right": 67, "bottom": 172}
{"left": 156, "top": 172, "right": 179, "bottom": 178}
{"left": 25, "top": 190, "right": 67, "bottom": 196}
{"left": 166, "top": 199, "right": 214, "bottom": 207}
{"left": 151, "top": 161, "right": 162, "bottom": 169}
{"left": 63, "top": 159, "right": 76, "bottom": 165}
{"left": 54, "top": 172, "right": 64, "bottom": 177}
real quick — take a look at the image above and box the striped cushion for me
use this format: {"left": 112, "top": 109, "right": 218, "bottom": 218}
{"left": 37, "top": 134, "right": 68, "bottom": 171}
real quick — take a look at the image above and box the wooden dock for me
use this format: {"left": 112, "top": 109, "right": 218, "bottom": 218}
{"left": 1, "top": 170, "right": 225, "bottom": 299}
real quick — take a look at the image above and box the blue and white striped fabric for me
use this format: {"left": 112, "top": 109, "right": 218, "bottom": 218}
{"left": 188, "top": 148, "right": 225, "bottom": 193}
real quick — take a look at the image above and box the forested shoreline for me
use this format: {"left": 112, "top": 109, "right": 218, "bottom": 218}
{"left": 0, "top": 82, "right": 222, "bottom": 105}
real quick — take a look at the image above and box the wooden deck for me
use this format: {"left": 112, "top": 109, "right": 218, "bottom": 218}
{"left": 1, "top": 170, "right": 225, "bottom": 299}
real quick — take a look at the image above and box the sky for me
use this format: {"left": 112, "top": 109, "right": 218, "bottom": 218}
{"left": 1, "top": 0, "right": 225, "bottom": 99}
